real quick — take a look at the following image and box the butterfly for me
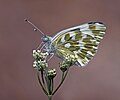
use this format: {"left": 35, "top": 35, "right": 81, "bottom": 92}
{"left": 25, "top": 19, "right": 106, "bottom": 67}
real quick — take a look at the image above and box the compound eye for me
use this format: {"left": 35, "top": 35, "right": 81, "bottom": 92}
{"left": 42, "top": 36, "right": 49, "bottom": 42}
{"left": 44, "top": 37, "right": 48, "bottom": 42}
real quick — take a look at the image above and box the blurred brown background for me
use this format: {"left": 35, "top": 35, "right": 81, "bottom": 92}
{"left": 0, "top": 0, "right": 120, "bottom": 100}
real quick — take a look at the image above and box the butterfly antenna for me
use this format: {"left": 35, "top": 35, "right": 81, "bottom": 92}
{"left": 24, "top": 19, "right": 45, "bottom": 35}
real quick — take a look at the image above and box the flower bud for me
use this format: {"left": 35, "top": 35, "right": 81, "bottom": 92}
{"left": 60, "top": 54, "right": 76, "bottom": 72}
{"left": 33, "top": 60, "right": 48, "bottom": 71}
{"left": 32, "top": 50, "right": 48, "bottom": 61}
{"left": 47, "top": 69, "right": 56, "bottom": 79}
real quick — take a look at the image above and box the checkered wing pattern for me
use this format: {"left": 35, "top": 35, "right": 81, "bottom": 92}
{"left": 51, "top": 22, "right": 106, "bottom": 67}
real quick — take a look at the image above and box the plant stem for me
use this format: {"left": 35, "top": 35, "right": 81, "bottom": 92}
{"left": 41, "top": 71, "right": 45, "bottom": 84}
{"left": 37, "top": 71, "right": 48, "bottom": 95}
{"left": 48, "top": 95, "right": 52, "bottom": 100}
{"left": 48, "top": 79, "right": 52, "bottom": 94}
{"left": 51, "top": 79, "right": 54, "bottom": 92}
{"left": 52, "top": 68, "right": 69, "bottom": 95}
{"left": 44, "top": 69, "right": 50, "bottom": 94}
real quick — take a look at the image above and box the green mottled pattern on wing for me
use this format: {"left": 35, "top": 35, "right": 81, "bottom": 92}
{"left": 52, "top": 22, "right": 106, "bottom": 67}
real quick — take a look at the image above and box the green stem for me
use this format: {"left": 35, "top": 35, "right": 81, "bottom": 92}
{"left": 51, "top": 79, "right": 54, "bottom": 92}
{"left": 37, "top": 71, "right": 48, "bottom": 95}
{"left": 44, "top": 69, "right": 50, "bottom": 94}
{"left": 48, "top": 79, "right": 52, "bottom": 95}
{"left": 41, "top": 70, "right": 45, "bottom": 87}
{"left": 52, "top": 68, "right": 69, "bottom": 95}
{"left": 48, "top": 95, "right": 52, "bottom": 100}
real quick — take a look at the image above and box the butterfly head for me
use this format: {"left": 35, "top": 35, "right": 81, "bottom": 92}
{"left": 41, "top": 35, "right": 55, "bottom": 54}
{"left": 42, "top": 35, "right": 52, "bottom": 43}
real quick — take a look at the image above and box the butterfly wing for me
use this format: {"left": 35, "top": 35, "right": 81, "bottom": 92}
{"left": 51, "top": 22, "right": 106, "bottom": 67}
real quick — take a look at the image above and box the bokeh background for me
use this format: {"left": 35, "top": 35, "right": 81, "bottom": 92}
{"left": 0, "top": 0, "right": 120, "bottom": 100}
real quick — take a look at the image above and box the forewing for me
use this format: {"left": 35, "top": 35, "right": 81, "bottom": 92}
{"left": 52, "top": 22, "right": 106, "bottom": 67}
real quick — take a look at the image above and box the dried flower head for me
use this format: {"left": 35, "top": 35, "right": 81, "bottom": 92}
{"left": 33, "top": 50, "right": 48, "bottom": 61}
{"left": 60, "top": 54, "right": 76, "bottom": 72}
{"left": 33, "top": 50, "right": 48, "bottom": 71}
{"left": 47, "top": 69, "right": 56, "bottom": 79}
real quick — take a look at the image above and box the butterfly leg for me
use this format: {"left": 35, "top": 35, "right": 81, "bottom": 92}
{"left": 47, "top": 53, "right": 54, "bottom": 61}
{"left": 35, "top": 42, "right": 46, "bottom": 52}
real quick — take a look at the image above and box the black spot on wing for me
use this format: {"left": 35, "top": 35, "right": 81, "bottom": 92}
{"left": 88, "top": 22, "right": 104, "bottom": 24}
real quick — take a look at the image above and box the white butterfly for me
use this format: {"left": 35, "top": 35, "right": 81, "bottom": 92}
{"left": 26, "top": 19, "right": 106, "bottom": 67}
